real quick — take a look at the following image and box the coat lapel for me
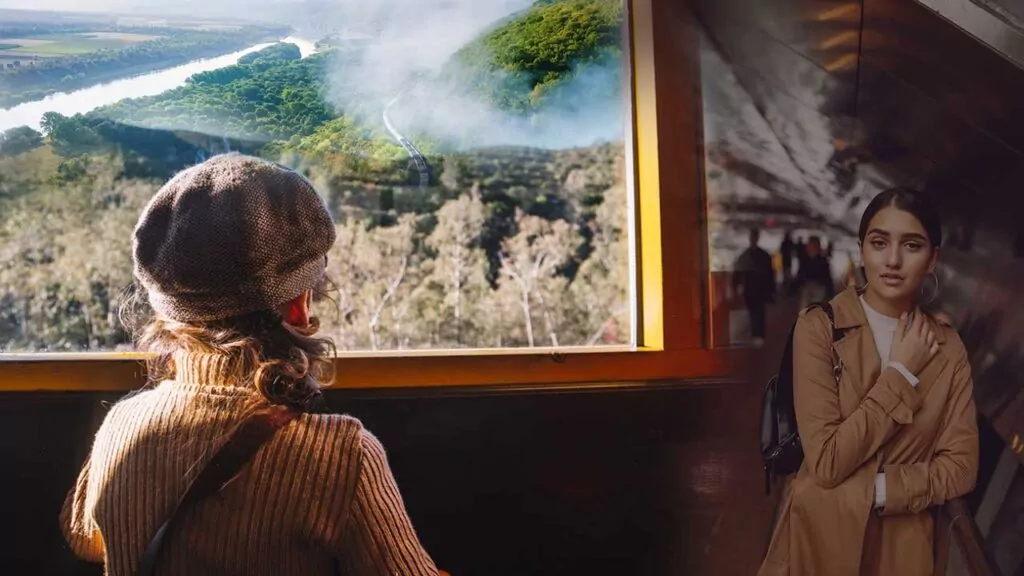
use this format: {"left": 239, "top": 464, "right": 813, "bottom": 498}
{"left": 826, "top": 287, "right": 950, "bottom": 403}
{"left": 835, "top": 327, "right": 881, "bottom": 401}
{"left": 910, "top": 314, "right": 949, "bottom": 401}
{"left": 830, "top": 288, "right": 878, "bottom": 401}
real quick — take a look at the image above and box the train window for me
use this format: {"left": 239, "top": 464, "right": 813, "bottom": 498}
{"left": 0, "top": 0, "right": 730, "bottom": 389}
{"left": 696, "top": 4, "right": 876, "bottom": 348}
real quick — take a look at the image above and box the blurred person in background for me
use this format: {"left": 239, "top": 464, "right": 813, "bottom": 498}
{"left": 733, "top": 228, "right": 775, "bottom": 346}
{"left": 780, "top": 230, "right": 796, "bottom": 286}
{"left": 794, "top": 235, "right": 835, "bottom": 308}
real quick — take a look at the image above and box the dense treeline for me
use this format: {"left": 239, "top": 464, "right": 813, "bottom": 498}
{"left": 237, "top": 41, "right": 301, "bottom": 65}
{"left": 90, "top": 45, "right": 335, "bottom": 142}
{"left": 0, "top": 125, "right": 42, "bottom": 158}
{"left": 0, "top": 142, "right": 627, "bottom": 351}
{"left": 16, "top": 44, "right": 369, "bottom": 177}
{"left": 0, "top": 0, "right": 629, "bottom": 352}
{"left": 447, "top": 0, "right": 623, "bottom": 112}
{"left": 0, "top": 24, "right": 287, "bottom": 108}
{"left": 87, "top": 42, "right": 400, "bottom": 152}
{"left": 0, "top": 22, "right": 115, "bottom": 38}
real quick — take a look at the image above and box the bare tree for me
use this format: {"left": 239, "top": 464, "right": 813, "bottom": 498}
{"left": 572, "top": 180, "right": 630, "bottom": 345}
{"left": 320, "top": 214, "right": 418, "bottom": 350}
{"left": 498, "top": 210, "right": 579, "bottom": 347}
{"left": 425, "top": 184, "right": 488, "bottom": 346}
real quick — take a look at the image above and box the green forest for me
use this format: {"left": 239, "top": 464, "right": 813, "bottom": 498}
{"left": 0, "top": 0, "right": 629, "bottom": 352}
{"left": 449, "top": 0, "right": 623, "bottom": 112}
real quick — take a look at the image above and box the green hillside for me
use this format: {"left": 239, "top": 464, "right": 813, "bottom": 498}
{"left": 448, "top": 0, "right": 623, "bottom": 112}
{"left": 90, "top": 43, "right": 334, "bottom": 143}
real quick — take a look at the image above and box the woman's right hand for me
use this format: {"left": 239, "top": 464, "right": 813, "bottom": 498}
{"left": 890, "top": 312, "right": 939, "bottom": 375}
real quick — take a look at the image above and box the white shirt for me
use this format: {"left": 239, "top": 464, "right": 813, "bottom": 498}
{"left": 861, "top": 296, "right": 897, "bottom": 363}
{"left": 859, "top": 296, "right": 919, "bottom": 510}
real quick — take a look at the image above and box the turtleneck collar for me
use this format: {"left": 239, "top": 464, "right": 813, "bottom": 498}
{"left": 859, "top": 295, "right": 899, "bottom": 330}
{"left": 171, "top": 350, "right": 255, "bottom": 390}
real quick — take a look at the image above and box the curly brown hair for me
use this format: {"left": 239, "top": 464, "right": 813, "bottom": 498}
{"left": 118, "top": 282, "right": 336, "bottom": 412}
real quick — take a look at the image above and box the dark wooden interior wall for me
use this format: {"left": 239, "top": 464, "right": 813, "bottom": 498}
{"left": 4, "top": 380, "right": 776, "bottom": 576}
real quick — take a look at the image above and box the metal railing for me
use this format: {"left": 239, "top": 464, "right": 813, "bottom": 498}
{"left": 934, "top": 497, "right": 1003, "bottom": 576}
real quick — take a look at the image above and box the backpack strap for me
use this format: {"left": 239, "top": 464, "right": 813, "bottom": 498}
{"left": 804, "top": 302, "right": 843, "bottom": 383}
{"left": 817, "top": 302, "right": 842, "bottom": 343}
{"left": 762, "top": 302, "right": 844, "bottom": 496}
{"left": 137, "top": 405, "right": 297, "bottom": 576}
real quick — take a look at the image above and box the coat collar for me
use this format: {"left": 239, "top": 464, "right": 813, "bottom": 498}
{"left": 828, "top": 286, "right": 950, "bottom": 403}
{"left": 829, "top": 286, "right": 946, "bottom": 344}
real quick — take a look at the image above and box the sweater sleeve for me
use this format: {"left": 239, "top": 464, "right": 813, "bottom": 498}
{"left": 59, "top": 452, "right": 105, "bottom": 562}
{"left": 337, "top": 430, "right": 438, "bottom": 576}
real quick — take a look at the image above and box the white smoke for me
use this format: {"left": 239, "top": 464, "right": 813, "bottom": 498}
{"left": 342, "top": 0, "right": 530, "bottom": 96}
{"left": 323, "top": 0, "right": 626, "bottom": 150}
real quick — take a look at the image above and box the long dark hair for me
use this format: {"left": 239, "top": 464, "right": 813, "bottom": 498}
{"left": 858, "top": 186, "right": 943, "bottom": 247}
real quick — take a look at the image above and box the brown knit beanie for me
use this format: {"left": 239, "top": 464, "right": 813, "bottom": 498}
{"left": 132, "top": 153, "right": 336, "bottom": 323}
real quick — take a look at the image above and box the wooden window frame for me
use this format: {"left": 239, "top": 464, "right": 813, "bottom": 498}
{"left": 0, "top": 0, "right": 738, "bottom": 392}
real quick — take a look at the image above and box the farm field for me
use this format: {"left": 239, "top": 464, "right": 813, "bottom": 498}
{"left": 0, "top": 13, "right": 284, "bottom": 107}
{"left": 114, "top": 16, "right": 245, "bottom": 31}
{"left": 0, "top": 32, "right": 161, "bottom": 59}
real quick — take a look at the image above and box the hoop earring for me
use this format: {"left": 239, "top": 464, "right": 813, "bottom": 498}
{"left": 855, "top": 265, "right": 869, "bottom": 292}
{"left": 920, "top": 271, "right": 939, "bottom": 305}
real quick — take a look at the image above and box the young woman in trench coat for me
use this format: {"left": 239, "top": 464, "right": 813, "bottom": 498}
{"left": 760, "top": 187, "right": 979, "bottom": 575}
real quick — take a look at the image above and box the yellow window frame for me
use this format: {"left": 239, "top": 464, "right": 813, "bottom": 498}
{"left": 0, "top": 0, "right": 737, "bottom": 392}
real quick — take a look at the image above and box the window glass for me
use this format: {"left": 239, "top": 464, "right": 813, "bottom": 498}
{"left": 0, "top": 0, "right": 632, "bottom": 352}
{"left": 697, "top": 24, "right": 869, "bottom": 348}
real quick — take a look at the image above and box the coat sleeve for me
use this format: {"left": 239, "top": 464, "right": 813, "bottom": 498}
{"left": 336, "top": 430, "right": 439, "bottom": 576}
{"left": 59, "top": 452, "right": 105, "bottom": 562}
{"left": 794, "top": 309, "right": 925, "bottom": 488}
{"left": 879, "top": 345, "right": 979, "bottom": 516}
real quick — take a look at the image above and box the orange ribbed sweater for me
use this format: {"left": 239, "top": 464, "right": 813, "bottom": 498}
{"left": 60, "top": 352, "right": 439, "bottom": 576}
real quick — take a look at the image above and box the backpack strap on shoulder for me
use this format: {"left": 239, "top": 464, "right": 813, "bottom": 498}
{"left": 803, "top": 301, "right": 843, "bottom": 383}
{"left": 137, "top": 405, "right": 297, "bottom": 576}
{"left": 802, "top": 302, "right": 841, "bottom": 341}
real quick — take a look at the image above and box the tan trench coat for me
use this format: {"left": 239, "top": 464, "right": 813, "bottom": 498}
{"left": 760, "top": 287, "right": 979, "bottom": 575}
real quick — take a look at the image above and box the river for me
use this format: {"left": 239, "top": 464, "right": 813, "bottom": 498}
{"left": 0, "top": 36, "right": 317, "bottom": 133}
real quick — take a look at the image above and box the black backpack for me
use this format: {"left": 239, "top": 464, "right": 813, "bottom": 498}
{"left": 759, "top": 302, "right": 843, "bottom": 495}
